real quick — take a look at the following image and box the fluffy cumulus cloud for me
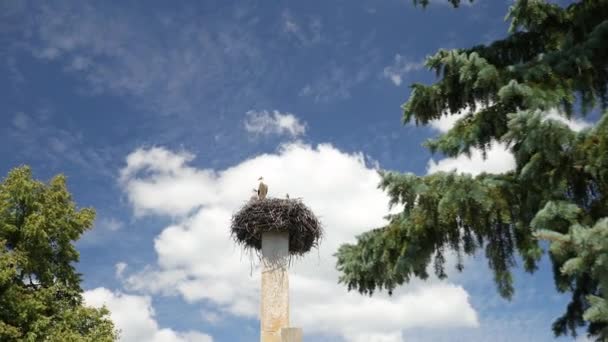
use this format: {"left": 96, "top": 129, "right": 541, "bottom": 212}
{"left": 382, "top": 54, "right": 423, "bottom": 86}
{"left": 425, "top": 108, "right": 592, "bottom": 176}
{"left": 84, "top": 288, "right": 212, "bottom": 342}
{"left": 427, "top": 111, "right": 467, "bottom": 133}
{"left": 427, "top": 142, "right": 515, "bottom": 176}
{"left": 244, "top": 110, "right": 307, "bottom": 138}
{"left": 425, "top": 110, "right": 515, "bottom": 176}
{"left": 543, "top": 108, "right": 592, "bottom": 131}
{"left": 118, "top": 143, "right": 479, "bottom": 341}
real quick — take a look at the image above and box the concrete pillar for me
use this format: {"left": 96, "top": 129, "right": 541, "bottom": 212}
{"left": 261, "top": 231, "right": 290, "bottom": 342}
{"left": 281, "top": 327, "right": 302, "bottom": 342}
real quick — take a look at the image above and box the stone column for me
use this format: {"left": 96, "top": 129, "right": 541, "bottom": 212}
{"left": 260, "top": 231, "right": 290, "bottom": 342}
{"left": 281, "top": 328, "right": 303, "bottom": 342}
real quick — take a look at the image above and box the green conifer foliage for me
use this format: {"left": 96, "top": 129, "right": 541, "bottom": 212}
{"left": 336, "top": 0, "right": 608, "bottom": 338}
{"left": 0, "top": 166, "right": 118, "bottom": 341}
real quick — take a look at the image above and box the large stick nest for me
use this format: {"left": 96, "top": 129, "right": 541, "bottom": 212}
{"left": 231, "top": 198, "right": 322, "bottom": 255}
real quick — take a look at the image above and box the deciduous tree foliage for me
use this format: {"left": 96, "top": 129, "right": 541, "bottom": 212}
{"left": 0, "top": 166, "right": 118, "bottom": 341}
{"left": 336, "top": 0, "right": 608, "bottom": 339}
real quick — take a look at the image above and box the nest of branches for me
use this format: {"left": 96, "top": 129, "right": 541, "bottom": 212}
{"left": 231, "top": 198, "right": 322, "bottom": 255}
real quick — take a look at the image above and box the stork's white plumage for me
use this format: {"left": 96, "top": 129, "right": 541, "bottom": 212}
{"left": 257, "top": 177, "right": 268, "bottom": 200}
{"left": 249, "top": 188, "right": 259, "bottom": 202}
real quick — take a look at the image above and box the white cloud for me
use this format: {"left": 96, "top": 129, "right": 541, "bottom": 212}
{"left": 281, "top": 10, "right": 322, "bottom": 45}
{"left": 115, "top": 262, "right": 128, "bottom": 278}
{"left": 542, "top": 108, "right": 592, "bottom": 132}
{"left": 284, "top": 18, "right": 298, "bottom": 35}
{"left": 426, "top": 108, "right": 515, "bottom": 176}
{"left": 97, "top": 217, "right": 125, "bottom": 231}
{"left": 346, "top": 332, "right": 403, "bottom": 342}
{"left": 425, "top": 107, "right": 592, "bottom": 176}
{"left": 244, "top": 110, "right": 307, "bottom": 138}
{"left": 84, "top": 288, "right": 212, "bottom": 342}
{"left": 201, "top": 311, "right": 222, "bottom": 325}
{"left": 383, "top": 54, "right": 423, "bottom": 86}
{"left": 119, "top": 144, "right": 478, "bottom": 341}
{"left": 427, "top": 142, "right": 516, "bottom": 176}
{"left": 427, "top": 111, "right": 467, "bottom": 133}
{"left": 119, "top": 147, "right": 216, "bottom": 217}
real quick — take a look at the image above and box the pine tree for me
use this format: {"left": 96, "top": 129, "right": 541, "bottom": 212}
{"left": 0, "top": 166, "right": 118, "bottom": 341}
{"left": 336, "top": 0, "right": 608, "bottom": 339}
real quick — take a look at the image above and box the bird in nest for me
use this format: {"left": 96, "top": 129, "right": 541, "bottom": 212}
{"left": 249, "top": 188, "right": 259, "bottom": 202}
{"left": 257, "top": 176, "right": 268, "bottom": 200}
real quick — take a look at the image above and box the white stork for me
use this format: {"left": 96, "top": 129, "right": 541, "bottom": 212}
{"left": 249, "top": 188, "right": 259, "bottom": 202}
{"left": 257, "top": 176, "right": 268, "bottom": 200}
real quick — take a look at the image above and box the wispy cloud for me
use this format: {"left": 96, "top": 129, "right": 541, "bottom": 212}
{"left": 12, "top": 111, "right": 30, "bottom": 130}
{"left": 21, "top": 2, "right": 266, "bottom": 117}
{"left": 281, "top": 10, "right": 322, "bottom": 46}
{"left": 96, "top": 217, "right": 125, "bottom": 231}
{"left": 115, "top": 262, "right": 128, "bottom": 279}
{"left": 244, "top": 110, "right": 307, "bottom": 138}
{"left": 299, "top": 64, "right": 370, "bottom": 103}
{"left": 297, "top": 29, "right": 381, "bottom": 104}
{"left": 8, "top": 111, "right": 114, "bottom": 177}
{"left": 383, "top": 54, "right": 424, "bottom": 86}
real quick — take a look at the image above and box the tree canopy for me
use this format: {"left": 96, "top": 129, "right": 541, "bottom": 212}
{"left": 0, "top": 166, "right": 117, "bottom": 341}
{"left": 336, "top": 0, "right": 608, "bottom": 339}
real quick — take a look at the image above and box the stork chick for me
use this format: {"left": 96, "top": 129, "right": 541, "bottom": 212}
{"left": 249, "top": 188, "right": 259, "bottom": 202}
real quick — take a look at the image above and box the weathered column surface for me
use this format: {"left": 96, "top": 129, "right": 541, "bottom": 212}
{"left": 261, "top": 231, "right": 290, "bottom": 342}
{"left": 281, "top": 327, "right": 302, "bottom": 342}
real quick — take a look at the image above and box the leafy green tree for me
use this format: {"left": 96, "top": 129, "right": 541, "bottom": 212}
{"left": 336, "top": 0, "right": 608, "bottom": 339}
{"left": 0, "top": 166, "right": 118, "bottom": 341}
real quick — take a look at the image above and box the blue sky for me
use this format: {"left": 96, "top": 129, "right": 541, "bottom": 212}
{"left": 0, "top": 1, "right": 591, "bottom": 341}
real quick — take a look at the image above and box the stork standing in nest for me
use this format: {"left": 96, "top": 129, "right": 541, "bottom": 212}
{"left": 257, "top": 176, "right": 268, "bottom": 200}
